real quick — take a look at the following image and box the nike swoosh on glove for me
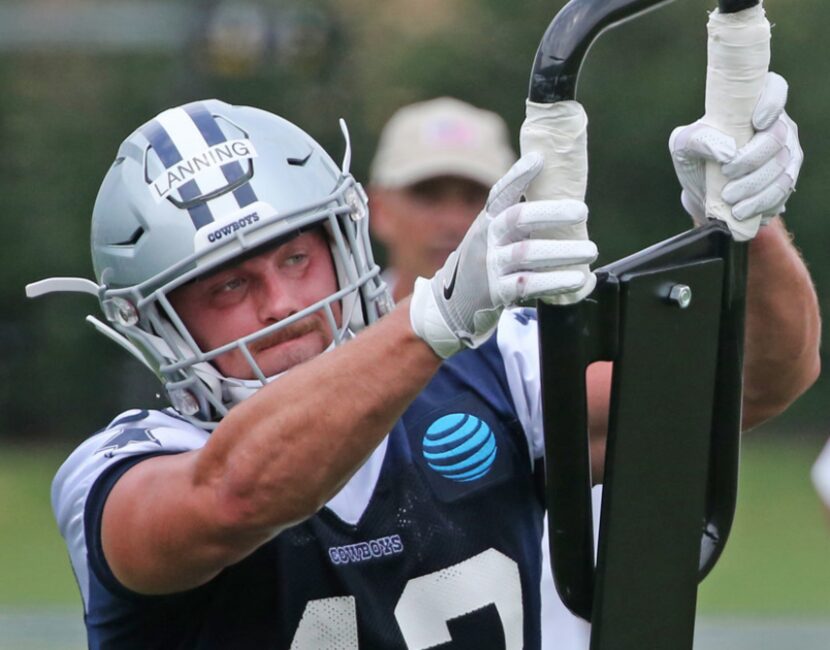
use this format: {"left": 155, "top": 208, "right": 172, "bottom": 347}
{"left": 410, "top": 152, "right": 598, "bottom": 359}
{"left": 669, "top": 71, "right": 803, "bottom": 231}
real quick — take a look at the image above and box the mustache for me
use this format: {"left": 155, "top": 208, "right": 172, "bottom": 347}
{"left": 250, "top": 317, "right": 325, "bottom": 353}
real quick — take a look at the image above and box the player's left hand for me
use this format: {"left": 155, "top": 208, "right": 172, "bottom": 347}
{"left": 410, "top": 152, "right": 597, "bottom": 359}
{"left": 669, "top": 71, "right": 803, "bottom": 230}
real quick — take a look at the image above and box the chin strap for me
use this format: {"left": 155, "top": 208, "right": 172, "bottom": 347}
{"left": 85, "top": 315, "right": 157, "bottom": 374}
{"left": 86, "top": 311, "right": 228, "bottom": 423}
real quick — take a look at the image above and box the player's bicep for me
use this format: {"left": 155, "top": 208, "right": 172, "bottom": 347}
{"left": 101, "top": 450, "right": 265, "bottom": 596}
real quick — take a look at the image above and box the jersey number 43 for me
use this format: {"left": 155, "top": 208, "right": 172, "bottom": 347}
{"left": 290, "top": 548, "right": 524, "bottom": 649}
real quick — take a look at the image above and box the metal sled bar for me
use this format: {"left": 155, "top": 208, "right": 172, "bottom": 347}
{"left": 530, "top": 0, "right": 750, "bottom": 637}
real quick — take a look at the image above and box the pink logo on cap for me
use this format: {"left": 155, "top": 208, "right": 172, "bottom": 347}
{"left": 423, "top": 120, "right": 477, "bottom": 147}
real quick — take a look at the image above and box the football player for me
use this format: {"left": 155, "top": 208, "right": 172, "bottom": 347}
{"left": 32, "top": 84, "right": 817, "bottom": 648}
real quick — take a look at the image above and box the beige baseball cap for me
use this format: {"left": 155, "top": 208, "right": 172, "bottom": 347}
{"left": 369, "top": 97, "right": 516, "bottom": 189}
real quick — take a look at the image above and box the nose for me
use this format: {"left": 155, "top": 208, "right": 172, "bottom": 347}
{"left": 254, "top": 273, "right": 298, "bottom": 324}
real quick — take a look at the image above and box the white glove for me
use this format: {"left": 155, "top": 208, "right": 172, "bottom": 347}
{"left": 669, "top": 72, "right": 803, "bottom": 230}
{"left": 410, "top": 153, "right": 598, "bottom": 359}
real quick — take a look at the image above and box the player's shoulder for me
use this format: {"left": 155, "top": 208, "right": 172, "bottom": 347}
{"left": 498, "top": 307, "right": 538, "bottom": 332}
{"left": 66, "top": 407, "right": 208, "bottom": 462}
{"left": 496, "top": 307, "right": 539, "bottom": 353}
{"left": 51, "top": 408, "right": 209, "bottom": 523}
{"left": 434, "top": 308, "right": 538, "bottom": 392}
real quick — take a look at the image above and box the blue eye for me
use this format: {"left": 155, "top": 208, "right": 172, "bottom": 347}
{"left": 284, "top": 253, "right": 308, "bottom": 267}
{"left": 217, "top": 277, "right": 246, "bottom": 293}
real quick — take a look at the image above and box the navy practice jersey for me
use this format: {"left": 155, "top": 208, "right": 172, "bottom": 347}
{"left": 53, "top": 310, "right": 550, "bottom": 649}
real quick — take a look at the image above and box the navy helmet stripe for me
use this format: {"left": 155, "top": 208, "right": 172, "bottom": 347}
{"left": 222, "top": 161, "right": 245, "bottom": 184}
{"left": 233, "top": 183, "right": 258, "bottom": 207}
{"left": 184, "top": 102, "right": 259, "bottom": 209}
{"left": 177, "top": 179, "right": 201, "bottom": 201}
{"left": 187, "top": 203, "right": 214, "bottom": 229}
{"left": 183, "top": 103, "right": 226, "bottom": 146}
{"left": 141, "top": 120, "right": 182, "bottom": 167}
{"left": 142, "top": 117, "right": 214, "bottom": 229}
{"left": 178, "top": 180, "right": 214, "bottom": 229}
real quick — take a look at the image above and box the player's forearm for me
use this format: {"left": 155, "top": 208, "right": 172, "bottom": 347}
{"left": 103, "top": 306, "right": 442, "bottom": 596}
{"left": 196, "top": 300, "right": 441, "bottom": 536}
{"left": 741, "top": 218, "right": 821, "bottom": 429}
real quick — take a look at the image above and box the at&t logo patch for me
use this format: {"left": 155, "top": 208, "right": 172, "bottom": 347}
{"left": 422, "top": 413, "right": 497, "bottom": 482}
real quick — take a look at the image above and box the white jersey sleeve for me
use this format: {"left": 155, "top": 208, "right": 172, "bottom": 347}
{"left": 51, "top": 409, "right": 210, "bottom": 609}
{"left": 496, "top": 309, "right": 545, "bottom": 461}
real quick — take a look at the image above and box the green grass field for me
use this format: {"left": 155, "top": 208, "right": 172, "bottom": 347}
{"left": 0, "top": 430, "right": 828, "bottom": 618}
{"left": 0, "top": 444, "right": 80, "bottom": 606}
{"left": 698, "top": 431, "right": 830, "bottom": 616}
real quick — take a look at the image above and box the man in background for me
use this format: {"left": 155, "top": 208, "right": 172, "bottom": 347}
{"left": 368, "top": 97, "right": 514, "bottom": 302}
{"left": 368, "top": 96, "right": 596, "bottom": 649}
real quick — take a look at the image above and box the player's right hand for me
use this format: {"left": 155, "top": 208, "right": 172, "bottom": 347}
{"left": 409, "top": 152, "right": 598, "bottom": 359}
{"left": 669, "top": 71, "right": 803, "bottom": 232}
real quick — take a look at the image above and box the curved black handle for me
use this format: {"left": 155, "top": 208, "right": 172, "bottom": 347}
{"left": 537, "top": 300, "right": 599, "bottom": 621}
{"left": 719, "top": 0, "right": 758, "bottom": 13}
{"left": 529, "top": 0, "right": 671, "bottom": 102}
{"left": 534, "top": 0, "right": 758, "bottom": 619}
{"left": 699, "top": 241, "right": 747, "bottom": 579}
{"left": 697, "top": 0, "right": 760, "bottom": 577}
{"left": 529, "top": 0, "right": 674, "bottom": 621}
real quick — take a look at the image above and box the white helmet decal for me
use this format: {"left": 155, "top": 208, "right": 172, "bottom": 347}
{"left": 141, "top": 103, "right": 259, "bottom": 220}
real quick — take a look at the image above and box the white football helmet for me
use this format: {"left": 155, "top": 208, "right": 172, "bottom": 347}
{"left": 27, "top": 100, "right": 391, "bottom": 428}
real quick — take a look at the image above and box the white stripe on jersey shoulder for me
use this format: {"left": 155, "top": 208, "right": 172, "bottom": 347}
{"left": 496, "top": 308, "right": 544, "bottom": 462}
{"left": 50, "top": 409, "right": 209, "bottom": 610}
{"left": 98, "top": 408, "right": 209, "bottom": 458}
{"left": 52, "top": 408, "right": 210, "bottom": 524}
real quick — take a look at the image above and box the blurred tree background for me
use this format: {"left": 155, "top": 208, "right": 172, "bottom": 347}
{"left": 0, "top": 0, "right": 826, "bottom": 444}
